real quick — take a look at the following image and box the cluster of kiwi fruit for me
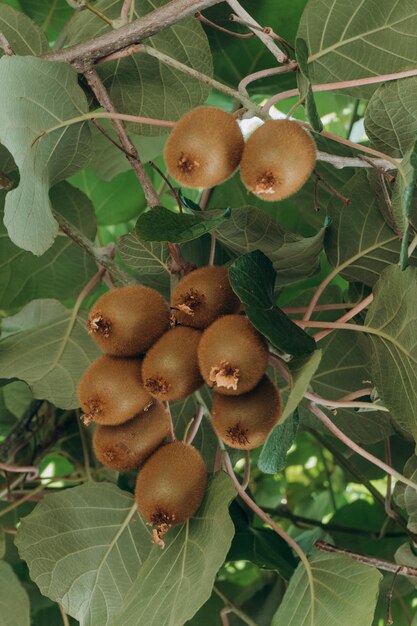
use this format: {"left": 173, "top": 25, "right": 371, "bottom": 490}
{"left": 77, "top": 266, "right": 282, "bottom": 544}
{"left": 164, "top": 106, "right": 317, "bottom": 201}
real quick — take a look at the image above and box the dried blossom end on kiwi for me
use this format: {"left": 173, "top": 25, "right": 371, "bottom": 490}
{"left": 178, "top": 152, "right": 200, "bottom": 174}
{"left": 144, "top": 377, "right": 171, "bottom": 396}
{"left": 81, "top": 400, "right": 102, "bottom": 426}
{"left": 254, "top": 171, "right": 280, "bottom": 195}
{"left": 88, "top": 315, "right": 111, "bottom": 338}
{"left": 226, "top": 422, "right": 250, "bottom": 446}
{"left": 209, "top": 360, "right": 240, "bottom": 390}
{"left": 175, "top": 288, "right": 205, "bottom": 317}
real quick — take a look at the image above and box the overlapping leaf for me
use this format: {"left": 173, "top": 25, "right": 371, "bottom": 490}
{"left": 0, "top": 560, "right": 30, "bottom": 626}
{"left": 0, "top": 3, "right": 48, "bottom": 56}
{"left": 0, "top": 299, "right": 100, "bottom": 408}
{"left": 0, "top": 56, "right": 92, "bottom": 254}
{"left": 272, "top": 552, "right": 382, "bottom": 626}
{"left": 298, "top": 0, "right": 417, "bottom": 97}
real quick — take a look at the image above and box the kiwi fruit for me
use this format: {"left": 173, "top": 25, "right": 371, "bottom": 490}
{"left": 135, "top": 441, "right": 207, "bottom": 542}
{"left": 197, "top": 315, "right": 268, "bottom": 395}
{"left": 77, "top": 354, "right": 153, "bottom": 426}
{"left": 164, "top": 106, "right": 244, "bottom": 188}
{"left": 240, "top": 119, "right": 317, "bottom": 202}
{"left": 211, "top": 375, "right": 282, "bottom": 449}
{"left": 171, "top": 265, "right": 240, "bottom": 329}
{"left": 87, "top": 285, "right": 170, "bottom": 356}
{"left": 142, "top": 326, "right": 203, "bottom": 400}
{"left": 93, "top": 401, "right": 172, "bottom": 472}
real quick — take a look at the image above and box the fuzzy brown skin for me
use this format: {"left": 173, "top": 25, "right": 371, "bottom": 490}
{"left": 171, "top": 265, "right": 240, "bottom": 329}
{"left": 135, "top": 441, "right": 207, "bottom": 527}
{"left": 164, "top": 106, "right": 244, "bottom": 188}
{"left": 78, "top": 355, "right": 153, "bottom": 426}
{"left": 88, "top": 285, "right": 170, "bottom": 357}
{"left": 240, "top": 119, "right": 316, "bottom": 202}
{"left": 92, "top": 402, "right": 172, "bottom": 472}
{"left": 197, "top": 315, "right": 268, "bottom": 395}
{"left": 212, "top": 375, "right": 282, "bottom": 449}
{"left": 142, "top": 326, "right": 203, "bottom": 401}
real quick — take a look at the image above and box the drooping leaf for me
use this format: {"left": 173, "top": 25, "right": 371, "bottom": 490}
{"left": 0, "top": 56, "right": 91, "bottom": 254}
{"left": 110, "top": 473, "right": 235, "bottom": 626}
{"left": 135, "top": 206, "right": 230, "bottom": 243}
{"left": 0, "top": 3, "right": 48, "bottom": 56}
{"left": 365, "top": 265, "right": 417, "bottom": 441}
{"left": 325, "top": 171, "right": 414, "bottom": 286}
{"left": 0, "top": 183, "right": 97, "bottom": 309}
{"left": 281, "top": 350, "right": 322, "bottom": 421}
{"left": 3, "top": 380, "right": 32, "bottom": 418}
{"left": 0, "top": 560, "right": 30, "bottom": 626}
{"left": 365, "top": 77, "right": 417, "bottom": 158}
{"left": 298, "top": 0, "right": 417, "bottom": 98}
{"left": 272, "top": 551, "right": 382, "bottom": 626}
{"left": 258, "top": 410, "right": 300, "bottom": 475}
{"left": 295, "top": 38, "right": 323, "bottom": 132}
{"left": 391, "top": 138, "right": 417, "bottom": 268}
{"left": 0, "top": 299, "right": 100, "bottom": 409}
{"left": 299, "top": 330, "right": 393, "bottom": 444}
{"left": 66, "top": 0, "right": 212, "bottom": 134}
{"left": 229, "top": 250, "right": 317, "bottom": 356}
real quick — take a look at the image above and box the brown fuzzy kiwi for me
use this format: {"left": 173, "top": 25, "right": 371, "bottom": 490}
{"left": 197, "top": 315, "right": 268, "bottom": 395}
{"left": 135, "top": 441, "right": 207, "bottom": 544}
{"left": 171, "top": 265, "right": 240, "bottom": 329}
{"left": 77, "top": 354, "right": 153, "bottom": 426}
{"left": 240, "top": 119, "right": 316, "bottom": 202}
{"left": 87, "top": 285, "right": 170, "bottom": 357}
{"left": 164, "top": 106, "right": 244, "bottom": 188}
{"left": 142, "top": 326, "right": 203, "bottom": 401}
{"left": 93, "top": 401, "right": 172, "bottom": 472}
{"left": 212, "top": 375, "right": 282, "bottom": 449}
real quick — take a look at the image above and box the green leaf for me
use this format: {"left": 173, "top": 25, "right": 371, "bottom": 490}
{"left": 365, "top": 265, "right": 417, "bottom": 441}
{"left": 0, "top": 182, "right": 97, "bottom": 309}
{"left": 258, "top": 410, "right": 300, "bottom": 475}
{"left": 365, "top": 77, "right": 417, "bottom": 158}
{"left": 16, "top": 482, "right": 152, "bottom": 626}
{"left": 110, "top": 473, "right": 235, "bottom": 626}
{"left": 136, "top": 206, "right": 230, "bottom": 243}
{"left": 0, "top": 299, "right": 101, "bottom": 409}
{"left": 0, "top": 56, "right": 91, "bottom": 255}
{"left": 298, "top": 0, "right": 417, "bottom": 98}
{"left": 295, "top": 38, "right": 323, "bottom": 132}
{"left": 67, "top": 0, "right": 212, "bottom": 135}
{"left": 0, "top": 527, "right": 4, "bottom": 559}
{"left": 299, "top": 331, "right": 393, "bottom": 444}
{"left": 0, "top": 560, "right": 30, "bottom": 626}
{"left": 229, "top": 250, "right": 316, "bottom": 356}
{"left": 281, "top": 350, "right": 322, "bottom": 421}
{"left": 3, "top": 381, "right": 32, "bottom": 418}
{"left": 215, "top": 205, "right": 326, "bottom": 286}
{"left": 19, "top": 0, "right": 73, "bottom": 39}
{"left": 392, "top": 138, "right": 417, "bottom": 268}
{"left": 0, "top": 3, "right": 48, "bottom": 56}
{"left": 272, "top": 551, "right": 382, "bottom": 626}
{"left": 325, "top": 171, "right": 411, "bottom": 286}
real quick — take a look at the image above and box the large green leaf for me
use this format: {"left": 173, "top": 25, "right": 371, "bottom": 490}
{"left": 272, "top": 551, "right": 382, "bottom": 626}
{"left": 0, "top": 183, "right": 97, "bottom": 309}
{"left": 0, "top": 299, "right": 100, "bottom": 409}
{"left": 300, "top": 331, "right": 393, "bottom": 444}
{"left": 0, "top": 560, "right": 30, "bottom": 626}
{"left": 392, "top": 139, "right": 417, "bottom": 268}
{"left": 325, "top": 171, "right": 412, "bottom": 286}
{"left": 258, "top": 410, "right": 300, "bottom": 475}
{"left": 365, "top": 265, "right": 417, "bottom": 441}
{"left": 0, "top": 3, "right": 48, "bottom": 56}
{"left": 281, "top": 350, "right": 322, "bottom": 421}
{"left": 19, "top": 0, "right": 73, "bottom": 39}
{"left": 111, "top": 473, "right": 235, "bottom": 626}
{"left": 229, "top": 250, "right": 317, "bottom": 356}
{"left": 0, "top": 56, "right": 91, "bottom": 255}
{"left": 67, "top": 0, "right": 212, "bottom": 134}
{"left": 365, "top": 77, "right": 417, "bottom": 158}
{"left": 117, "top": 233, "right": 171, "bottom": 297}
{"left": 215, "top": 206, "right": 326, "bottom": 286}
{"left": 136, "top": 206, "right": 230, "bottom": 243}
{"left": 298, "top": 0, "right": 417, "bottom": 97}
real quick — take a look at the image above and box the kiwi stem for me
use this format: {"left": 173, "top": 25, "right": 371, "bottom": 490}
{"left": 58, "top": 604, "right": 71, "bottom": 626}
{"left": 77, "top": 414, "right": 93, "bottom": 482}
{"left": 163, "top": 401, "right": 176, "bottom": 441}
{"left": 208, "top": 232, "right": 216, "bottom": 266}
{"left": 309, "top": 403, "right": 417, "bottom": 493}
{"left": 241, "top": 450, "right": 250, "bottom": 490}
{"left": 222, "top": 450, "right": 316, "bottom": 623}
{"left": 185, "top": 405, "right": 204, "bottom": 445}
{"left": 238, "top": 63, "right": 298, "bottom": 96}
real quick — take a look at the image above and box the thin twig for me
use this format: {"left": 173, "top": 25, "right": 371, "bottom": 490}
{"left": 213, "top": 587, "right": 258, "bottom": 626}
{"left": 59, "top": 604, "right": 71, "bottom": 626}
{"left": 386, "top": 568, "right": 402, "bottom": 625}
{"left": 185, "top": 405, "right": 204, "bottom": 445}
{"left": 315, "top": 541, "right": 417, "bottom": 577}
{"left": 148, "top": 161, "right": 183, "bottom": 212}
{"left": 238, "top": 63, "right": 297, "bottom": 95}
{"left": 120, "top": 0, "right": 134, "bottom": 21}
{"left": 163, "top": 401, "right": 176, "bottom": 442}
{"left": 313, "top": 293, "right": 374, "bottom": 342}
{"left": 195, "top": 11, "right": 254, "bottom": 38}
{"left": 241, "top": 450, "right": 250, "bottom": 490}
{"left": 384, "top": 438, "right": 394, "bottom": 520}
{"left": 0, "top": 462, "right": 39, "bottom": 482}
{"left": 77, "top": 418, "right": 92, "bottom": 482}
{"left": 84, "top": 1, "right": 113, "bottom": 25}
{"left": 314, "top": 169, "right": 350, "bottom": 205}
{"left": 84, "top": 68, "right": 160, "bottom": 207}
